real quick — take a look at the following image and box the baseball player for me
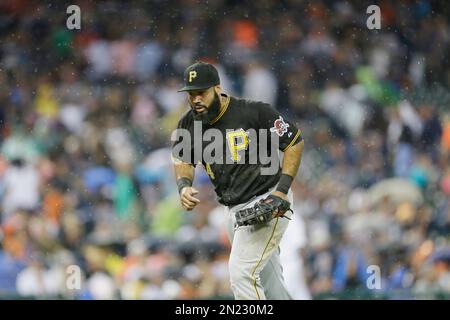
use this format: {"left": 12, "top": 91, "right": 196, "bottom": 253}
{"left": 172, "top": 61, "right": 304, "bottom": 300}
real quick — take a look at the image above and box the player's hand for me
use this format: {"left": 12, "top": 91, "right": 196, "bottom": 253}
{"left": 268, "top": 191, "right": 289, "bottom": 218}
{"left": 180, "top": 186, "right": 200, "bottom": 211}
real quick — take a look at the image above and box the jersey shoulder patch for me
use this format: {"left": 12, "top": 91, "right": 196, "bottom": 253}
{"left": 270, "top": 116, "right": 290, "bottom": 137}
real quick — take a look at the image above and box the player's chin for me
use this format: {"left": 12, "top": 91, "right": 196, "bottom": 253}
{"left": 192, "top": 105, "right": 207, "bottom": 113}
{"left": 194, "top": 107, "right": 206, "bottom": 113}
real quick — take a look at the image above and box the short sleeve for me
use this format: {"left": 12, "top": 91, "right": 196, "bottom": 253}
{"left": 257, "top": 103, "right": 302, "bottom": 151}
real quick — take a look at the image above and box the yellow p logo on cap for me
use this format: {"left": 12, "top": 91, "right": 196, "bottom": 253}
{"left": 189, "top": 71, "right": 197, "bottom": 82}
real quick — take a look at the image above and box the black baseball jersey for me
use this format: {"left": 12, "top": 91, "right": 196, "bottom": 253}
{"left": 172, "top": 93, "right": 302, "bottom": 207}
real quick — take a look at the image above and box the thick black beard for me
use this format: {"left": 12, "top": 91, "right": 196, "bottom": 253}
{"left": 192, "top": 92, "right": 222, "bottom": 124}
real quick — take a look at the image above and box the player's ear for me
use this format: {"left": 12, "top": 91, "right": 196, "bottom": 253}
{"left": 214, "top": 85, "right": 221, "bottom": 95}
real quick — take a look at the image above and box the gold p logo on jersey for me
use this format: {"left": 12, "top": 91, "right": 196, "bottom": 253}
{"left": 189, "top": 71, "right": 197, "bottom": 82}
{"left": 227, "top": 129, "right": 249, "bottom": 162}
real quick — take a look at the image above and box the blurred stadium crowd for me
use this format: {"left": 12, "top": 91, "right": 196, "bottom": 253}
{"left": 1, "top": 0, "right": 450, "bottom": 299}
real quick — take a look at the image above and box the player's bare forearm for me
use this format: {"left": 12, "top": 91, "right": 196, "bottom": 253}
{"left": 173, "top": 159, "right": 195, "bottom": 182}
{"left": 282, "top": 139, "right": 304, "bottom": 178}
{"left": 271, "top": 140, "right": 304, "bottom": 202}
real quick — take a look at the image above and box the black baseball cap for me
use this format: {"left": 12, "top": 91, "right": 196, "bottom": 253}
{"left": 178, "top": 61, "right": 220, "bottom": 92}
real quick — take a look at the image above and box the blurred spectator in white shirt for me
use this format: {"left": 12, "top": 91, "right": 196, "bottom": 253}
{"left": 1, "top": 158, "right": 40, "bottom": 218}
{"left": 280, "top": 209, "right": 311, "bottom": 300}
{"left": 242, "top": 59, "right": 278, "bottom": 106}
